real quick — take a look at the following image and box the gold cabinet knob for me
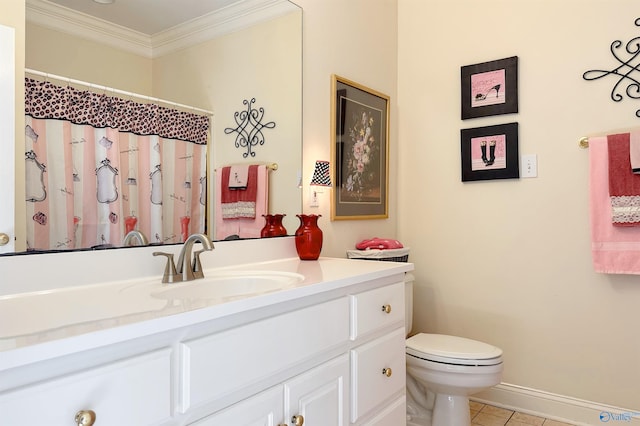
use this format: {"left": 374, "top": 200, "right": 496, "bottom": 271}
{"left": 0, "top": 233, "right": 9, "bottom": 246}
{"left": 292, "top": 414, "right": 305, "bottom": 425}
{"left": 75, "top": 410, "right": 96, "bottom": 426}
{"left": 381, "top": 304, "right": 391, "bottom": 314}
{"left": 382, "top": 367, "right": 392, "bottom": 377}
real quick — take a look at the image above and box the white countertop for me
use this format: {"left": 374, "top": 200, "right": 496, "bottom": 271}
{"left": 0, "top": 246, "right": 412, "bottom": 372}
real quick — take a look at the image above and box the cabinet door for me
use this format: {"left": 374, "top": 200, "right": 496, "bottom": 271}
{"left": 359, "top": 395, "right": 405, "bottom": 426}
{"left": 350, "top": 328, "right": 406, "bottom": 422}
{"left": 285, "top": 354, "right": 349, "bottom": 426}
{"left": 190, "top": 386, "right": 283, "bottom": 426}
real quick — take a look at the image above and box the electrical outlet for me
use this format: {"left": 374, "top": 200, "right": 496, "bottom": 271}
{"left": 521, "top": 154, "right": 537, "bottom": 178}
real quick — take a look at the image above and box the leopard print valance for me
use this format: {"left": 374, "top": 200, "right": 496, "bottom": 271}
{"left": 25, "top": 78, "right": 210, "bottom": 145}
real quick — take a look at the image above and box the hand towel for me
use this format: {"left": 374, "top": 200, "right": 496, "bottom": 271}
{"left": 220, "top": 165, "right": 258, "bottom": 219}
{"left": 215, "top": 165, "right": 269, "bottom": 240}
{"left": 607, "top": 133, "right": 640, "bottom": 226}
{"left": 590, "top": 135, "right": 640, "bottom": 274}
{"left": 228, "top": 165, "right": 249, "bottom": 189}
{"left": 630, "top": 131, "right": 640, "bottom": 174}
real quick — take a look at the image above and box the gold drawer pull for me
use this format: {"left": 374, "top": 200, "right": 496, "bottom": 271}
{"left": 0, "top": 233, "right": 9, "bottom": 246}
{"left": 382, "top": 304, "right": 391, "bottom": 314}
{"left": 75, "top": 410, "right": 96, "bottom": 426}
{"left": 292, "top": 414, "right": 304, "bottom": 425}
{"left": 382, "top": 367, "right": 393, "bottom": 377}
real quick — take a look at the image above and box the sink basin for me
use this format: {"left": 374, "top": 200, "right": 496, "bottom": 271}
{"left": 151, "top": 271, "right": 305, "bottom": 301}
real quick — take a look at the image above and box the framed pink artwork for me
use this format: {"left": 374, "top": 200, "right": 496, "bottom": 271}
{"left": 461, "top": 122, "right": 519, "bottom": 182}
{"left": 461, "top": 56, "right": 518, "bottom": 119}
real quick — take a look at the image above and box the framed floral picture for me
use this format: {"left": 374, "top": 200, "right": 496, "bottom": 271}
{"left": 331, "top": 75, "right": 389, "bottom": 220}
{"left": 460, "top": 122, "right": 519, "bottom": 182}
{"left": 461, "top": 56, "right": 518, "bottom": 119}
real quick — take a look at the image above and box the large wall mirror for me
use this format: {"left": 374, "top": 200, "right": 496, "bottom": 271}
{"left": 5, "top": 0, "right": 302, "bottom": 255}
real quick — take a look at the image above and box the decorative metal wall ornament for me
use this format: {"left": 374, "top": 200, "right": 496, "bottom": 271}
{"left": 224, "top": 98, "right": 276, "bottom": 158}
{"left": 583, "top": 18, "right": 640, "bottom": 118}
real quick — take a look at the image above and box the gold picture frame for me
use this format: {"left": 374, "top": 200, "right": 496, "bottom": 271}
{"left": 331, "top": 75, "right": 389, "bottom": 220}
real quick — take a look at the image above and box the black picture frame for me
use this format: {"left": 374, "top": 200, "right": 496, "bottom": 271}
{"left": 331, "top": 75, "right": 389, "bottom": 220}
{"left": 461, "top": 56, "right": 518, "bottom": 119}
{"left": 460, "top": 122, "right": 519, "bottom": 182}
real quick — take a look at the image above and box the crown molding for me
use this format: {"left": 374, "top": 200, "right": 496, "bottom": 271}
{"left": 26, "top": 0, "right": 152, "bottom": 57}
{"left": 152, "top": 0, "right": 295, "bottom": 57}
{"left": 26, "top": 0, "right": 297, "bottom": 59}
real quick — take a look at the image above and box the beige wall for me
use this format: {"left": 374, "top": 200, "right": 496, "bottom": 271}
{"left": 295, "top": 0, "right": 399, "bottom": 257}
{"left": 398, "top": 0, "right": 640, "bottom": 410}
{"left": 25, "top": 23, "right": 152, "bottom": 94}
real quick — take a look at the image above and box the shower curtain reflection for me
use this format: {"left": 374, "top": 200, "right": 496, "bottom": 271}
{"left": 24, "top": 78, "right": 210, "bottom": 251}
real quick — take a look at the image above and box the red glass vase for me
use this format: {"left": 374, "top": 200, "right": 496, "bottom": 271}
{"left": 261, "top": 214, "right": 287, "bottom": 238}
{"left": 295, "top": 214, "right": 323, "bottom": 260}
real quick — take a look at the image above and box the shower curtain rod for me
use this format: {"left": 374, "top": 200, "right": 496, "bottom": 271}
{"left": 25, "top": 68, "right": 214, "bottom": 116}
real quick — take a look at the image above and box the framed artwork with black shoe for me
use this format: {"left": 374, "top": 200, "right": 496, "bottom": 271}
{"left": 460, "top": 122, "right": 519, "bottom": 182}
{"left": 461, "top": 56, "right": 518, "bottom": 119}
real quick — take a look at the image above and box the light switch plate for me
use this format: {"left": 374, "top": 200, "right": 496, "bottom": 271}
{"left": 521, "top": 154, "right": 537, "bottom": 178}
{"left": 309, "top": 190, "right": 320, "bottom": 207}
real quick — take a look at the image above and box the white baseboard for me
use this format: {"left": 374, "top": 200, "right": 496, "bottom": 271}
{"left": 471, "top": 383, "right": 640, "bottom": 425}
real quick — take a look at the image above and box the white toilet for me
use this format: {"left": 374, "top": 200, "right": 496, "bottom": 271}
{"left": 404, "top": 276, "right": 503, "bottom": 426}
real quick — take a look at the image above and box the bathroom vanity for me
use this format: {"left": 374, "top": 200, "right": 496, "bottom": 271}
{"left": 0, "top": 238, "right": 412, "bottom": 425}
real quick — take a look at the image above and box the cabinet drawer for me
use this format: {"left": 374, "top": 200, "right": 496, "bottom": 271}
{"left": 0, "top": 349, "right": 172, "bottom": 426}
{"left": 350, "top": 282, "right": 404, "bottom": 340}
{"left": 350, "top": 328, "right": 406, "bottom": 422}
{"left": 180, "top": 296, "right": 350, "bottom": 412}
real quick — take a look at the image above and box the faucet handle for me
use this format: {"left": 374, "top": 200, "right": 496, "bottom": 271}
{"left": 192, "top": 249, "right": 207, "bottom": 279}
{"left": 153, "top": 252, "right": 182, "bottom": 283}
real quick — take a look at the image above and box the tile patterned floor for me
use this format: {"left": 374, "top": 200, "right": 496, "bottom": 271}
{"left": 470, "top": 401, "right": 576, "bottom": 426}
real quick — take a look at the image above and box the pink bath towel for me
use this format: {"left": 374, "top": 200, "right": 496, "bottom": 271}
{"left": 607, "top": 133, "right": 640, "bottom": 226}
{"left": 590, "top": 135, "right": 640, "bottom": 274}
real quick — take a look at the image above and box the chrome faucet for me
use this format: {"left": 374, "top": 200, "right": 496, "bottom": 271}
{"left": 176, "top": 233, "right": 214, "bottom": 281}
{"left": 153, "top": 233, "right": 214, "bottom": 283}
{"left": 122, "top": 230, "right": 149, "bottom": 247}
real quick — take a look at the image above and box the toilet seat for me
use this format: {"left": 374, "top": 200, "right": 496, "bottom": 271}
{"left": 406, "top": 333, "right": 503, "bottom": 366}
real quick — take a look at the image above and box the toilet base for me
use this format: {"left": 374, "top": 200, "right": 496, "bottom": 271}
{"left": 432, "top": 394, "right": 470, "bottom": 426}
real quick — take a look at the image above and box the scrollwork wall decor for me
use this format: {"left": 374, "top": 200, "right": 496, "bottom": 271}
{"left": 583, "top": 18, "right": 640, "bottom": 118}
{"left": 224, "top": 98, "right": 276, "bottom": 158}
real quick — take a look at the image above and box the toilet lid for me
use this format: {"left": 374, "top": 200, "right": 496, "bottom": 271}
{"left": 406, "top": 333, "right": 503, "bottom": 366}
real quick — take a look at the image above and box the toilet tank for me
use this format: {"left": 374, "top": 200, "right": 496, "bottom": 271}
{"left": 405, "top": 272, "right": 414, "bottom": 336}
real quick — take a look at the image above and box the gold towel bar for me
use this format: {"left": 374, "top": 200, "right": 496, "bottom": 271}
{"left": 579, "top": 137, "right": 589, "bottom": 149}
{"left": 215, "top": 162, "right": 278, "bottom": 171}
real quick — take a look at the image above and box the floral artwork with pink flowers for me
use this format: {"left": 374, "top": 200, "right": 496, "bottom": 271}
{"left": 340, "top": 104, "right": 383, "bottom": 202}
{"left": 333, "top": 75, "right": 389, "bottom": 219}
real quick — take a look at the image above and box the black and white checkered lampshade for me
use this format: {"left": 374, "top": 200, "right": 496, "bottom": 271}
{"left": 310, "top": 160, "right": 331, "bottom": 186}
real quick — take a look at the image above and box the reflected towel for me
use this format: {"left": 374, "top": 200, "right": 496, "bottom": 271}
{"left": 229, "top": 165, "right": 249, "bottom": 189}
{"left": 215, "top": 165, "right": 269, "bottom": 240}
{"left": 220, "top": 165, "right": 258, "bottom": 219}
{"left": 590, "top": 135, "right": 640, "bottom": 274}
{"left": 607, "top": 133, "right": 640, "bottom": 226}
{"left": 631, "top": 131, "right": 640, "bottom": 174}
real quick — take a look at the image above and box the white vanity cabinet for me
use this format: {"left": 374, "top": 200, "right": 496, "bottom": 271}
{"left": 0, "top": 259, "right": 411, "bottom": 426}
